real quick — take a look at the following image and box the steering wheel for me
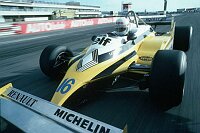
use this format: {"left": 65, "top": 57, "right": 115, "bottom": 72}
{"left": 126, "top": 11, "right": 139, "bottom": 28}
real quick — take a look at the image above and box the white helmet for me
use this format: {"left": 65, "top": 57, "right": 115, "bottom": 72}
{"left": 115, "top": 18, "right": 130, "bottom": 36}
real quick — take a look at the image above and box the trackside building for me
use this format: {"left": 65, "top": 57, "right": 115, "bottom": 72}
{"left": 0, "top": 0, "right": 101, "bottom": 22}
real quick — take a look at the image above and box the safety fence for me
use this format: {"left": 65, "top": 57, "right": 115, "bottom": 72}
{"left": 0, "top": 17, "right": 117, "bottom": 36}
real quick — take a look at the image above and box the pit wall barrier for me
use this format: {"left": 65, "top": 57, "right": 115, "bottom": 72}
{"left": 0, "top": 17, "right": 117, "bottom": 36}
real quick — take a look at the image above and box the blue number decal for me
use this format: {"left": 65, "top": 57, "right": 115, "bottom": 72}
{"left": 56, "top": 78, "right": 75, "bottom": 94}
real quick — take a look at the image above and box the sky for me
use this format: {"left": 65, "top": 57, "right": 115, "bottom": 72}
{"left": 69, "top": 0, "right": 200, "bottom": 12}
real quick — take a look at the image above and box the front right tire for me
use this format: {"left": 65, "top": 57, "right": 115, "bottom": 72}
{"left": 149, "top": 50, "right": 187, "bottom": 108}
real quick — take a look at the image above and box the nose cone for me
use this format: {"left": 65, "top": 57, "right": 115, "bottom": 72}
{"left": 51, "top": 78, "right": 85, "bottom": 106}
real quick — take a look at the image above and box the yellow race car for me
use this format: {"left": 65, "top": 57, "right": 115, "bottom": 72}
{"left": 39, "top": 11, "right": 192, "bottom": 109}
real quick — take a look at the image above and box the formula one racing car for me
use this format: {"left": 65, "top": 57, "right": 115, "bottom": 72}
{"left": 39, "top": 11, "right": 192, "bottom": 108}
{"left": 0, "top": 11, "right": 193, "bottom": 133}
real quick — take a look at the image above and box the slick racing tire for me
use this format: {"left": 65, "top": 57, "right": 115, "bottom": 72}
{"left": 149, "top": 50, "right": 187, "bottom": 109}
{"left": 173, "top": 26, "right": 192, "bottom": 52}
{"left": 40, "top": 45, "right": 73, "bottom": 79}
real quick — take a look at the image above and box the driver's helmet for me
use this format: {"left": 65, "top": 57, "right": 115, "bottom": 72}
{"left": 115, "top": 18, "right": 130, "bottom": 36}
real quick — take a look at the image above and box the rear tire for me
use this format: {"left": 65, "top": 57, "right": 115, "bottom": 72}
{"left": 149, "top": 50, "right": 187, "bottom": 109}
{"left": 173, "top": 26, "right": 192, "bottom": 52}
{"left": 40, "top": 45, "right": 73, "bottom": 79}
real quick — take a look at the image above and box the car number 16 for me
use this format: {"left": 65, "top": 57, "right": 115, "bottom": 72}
{"left": 56, "top": 78, "right": 75, "bottom": 94}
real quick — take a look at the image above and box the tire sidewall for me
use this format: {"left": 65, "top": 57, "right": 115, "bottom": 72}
{"left": 40, "top": 45, "right": 73, "bottom": 79}
{"left": 149, "top": 50, "right": 187, "bottom": 108}
{"left": 173, "top": 26, "right": 192, "bottom": 51}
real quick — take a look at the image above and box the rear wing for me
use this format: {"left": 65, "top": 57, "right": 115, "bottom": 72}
{"left": 142, "top": 21, "right": 171, "bottom": 26}
{"left": 0, "top": 83, "right": 124, "bottom": 133}
{"left": 139, "top": 15, "right": 173, "bottom": 27}
{"left": 139, "top": 15, "right": 172, "bottom": 26}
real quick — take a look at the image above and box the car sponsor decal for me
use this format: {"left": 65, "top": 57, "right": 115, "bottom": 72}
{"left": 144, "top": 17, "right": 166, "bottom": 22}
{"left": 54, "top": 108, "right": 111, "bottom": 133}
{"left": 7, "top": 90, "right": 38, "bottom": 107}
{"left": 93, "top": 36, "right": 112, "bottom": 46}
{"left": 139, "top": 56, "right": 153, "bottom": 61}
{"left": 71, "top": 19, "right": 94, "bottom": 28}
{"left": 1, "top": 87, "right": 123, "bottom": 133}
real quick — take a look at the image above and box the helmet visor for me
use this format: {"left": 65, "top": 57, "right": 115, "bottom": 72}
{"left": 115, "top": 27, "right": 127, "bottom": 32}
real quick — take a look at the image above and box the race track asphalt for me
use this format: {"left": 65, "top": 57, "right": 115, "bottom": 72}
{"left": 1, "top": 13, "right": 200, "bottom": 133}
